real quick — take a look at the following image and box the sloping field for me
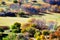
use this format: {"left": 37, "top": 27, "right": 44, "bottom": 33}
{"left": 0, "top": 13, "right": 60, "bottom": 26}
{"left": 0, "top": 17, "right": 29, "bottom": 26}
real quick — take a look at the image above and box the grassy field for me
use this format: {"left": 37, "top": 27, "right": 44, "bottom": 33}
{"left": 0, "top": 13, "right": 60, "bottom": 26}
{"left": 0, "top": 17, "right": 29, "bottom": 26}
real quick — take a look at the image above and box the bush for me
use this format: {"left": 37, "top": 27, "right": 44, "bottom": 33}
{"left": 13, "top": 0, "right": 18, "bottom": 3}
{"left": 19, "top": 12, "right": 25, "bottom": 17}
{"left": 34, "top": 32, "right": 42, "bottom": 38}
{"left": 2, "top": 34, "right": 8, "bottom": 38}
{"left": 1, "top": 1, "right": 6, "bottom": 5}
{"left": 12, "top": 29, "right": 21, "bottom": 33}
{"left": 2, "top": 26, "right": 10, "bottom": 30}
{"left": 32, "top": 0, "right": 37, "bottom": 3}
{"left": 11, "top": 22, "right": 21, "bottom": 33}
{"left": 11, "top": 22, "right": 21, "bottom": 29}
{"left": 32, "top": 24, "right": 37, "bottom": 28}
{"left": 31, "top": 19, "right": 46, "bottom": 30}
{"left": 16, "top": 33, "right": 28, "bottom": 40}
{"left": 21, "top": 29, "right": 28, "bottom": 33}
{"left": 26, "top": 27, "right": 36, "bottom": 37}
{"left": 7, "top": 33, "right": 16, "bottom": 40}
{"left": 6, "top": 12, "right": 16, "bottom": 17}
{"left": 14, "top": 22, "right": 21, "bottom": 28}
{"left": 12, "top": 29, "right": 18, "bottom": 33}
{"left": 43, "top": 31, "right": 50, "bottom": 35}
{"left": 36, "top": 36, "right": 41, "bottom": 40}
{"left": 11, "top": 25, "right": 17, "bottom": 29}
{"left": 0, "top": 28, "right": 4, "bottom": 32}
{"left": 34, "top": 29, "right": 42, "bottom": 38}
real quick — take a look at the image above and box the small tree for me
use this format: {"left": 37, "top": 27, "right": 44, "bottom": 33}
{"left": 11, "top": 22, "right": 21, "bottom": 29}
{"left": 14, "top": 22, "right": 21, "bottom": 28}
{"left": 11, "top": 22, "right": 21, "bottom": 33}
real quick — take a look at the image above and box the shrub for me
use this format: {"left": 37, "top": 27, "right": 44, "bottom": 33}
{"left": 2, "top": 34, "right": 8, "bottom": 38}
{"left": 7, "top": 33, "right": 16, "bottom": 40}
{"left": 0, "top": 28, "right": 4, "bottom": 32}
{"left": 36, "top": 36, "right": 41, "bottom": 40}
{"left": 26, "top": 27, "right": 36, "bottom": 37}
{"left": 32, "top": 0, "right": 37, "bottom": 3}
{"left": 13, "top": 0, "right": 18, "bottom": 3}
{"left": 34, "top": 29, "right": 42, "bottom": 38}
{"left": 11, "top": 22, "right": 21, "bottom": 29}
{"left": 43, "top": 31, "right": 50, "bottom": 35}
{"left": 14, "top": 22, "right": 21, "bottom": 28}
{"left": 30, "top": 19, "right": 46, "bottom": 30}
{"left": 34, "top": 32, "right": 42, "bottom": 38}
{"left": 21, "top": 29, "right": 28, "bottom": 33}
{"left": 6, "top": 12, "right": 16, "bottom": 17}
{"left": 1, "top": 1, "right": 6, "bottom": 5}
{"left": 11, "top": 25, "right": 17, "bottom": 29}
{"left": 31, "top": 24, "right": 37, "bottom": 28}
{"left": 19, "top": 12, "right": 25, "bottom": 17}
{"left": 11, "top": 22, "right": 21, "bottom": 33}
{"left": 12, "top": 29, "right": 18, "bottom": 33}
{"left": 2, "top": 26, "right": 10, "bottom": 30}
{"left": 12, "top": 29, "right": 21, "bottom": 33}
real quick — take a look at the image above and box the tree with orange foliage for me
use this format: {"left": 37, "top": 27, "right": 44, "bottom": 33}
{"left": 49, "top": 26, "right": 60, "bottom": 40}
